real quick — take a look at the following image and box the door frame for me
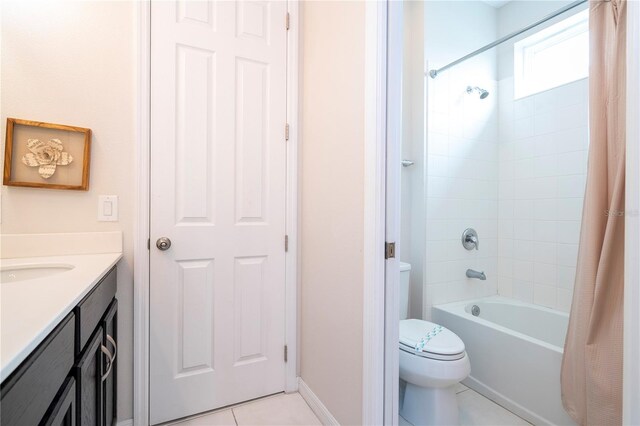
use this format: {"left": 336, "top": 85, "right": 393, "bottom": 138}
{"left": 363, "top": 1, "right": 388, "bottom": 425}
{"left": 133, "top": 2, "right": 300, "bottom": 424}
{"left": 383, "top": 1, "right": 403, "bottom": 425}
{"left": 624, "top": 1, "right": 640, "bottom": 423}
{"left": 362, "top": 0, "right": 403, "bottom": 424}
{"left": 376, "top": 3, "right": 640, "bottom": 425}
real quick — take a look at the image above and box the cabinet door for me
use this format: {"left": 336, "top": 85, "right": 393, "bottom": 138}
{"left": 41, "top": 377, "right": 76, "bottom": 426}
{"left": 102, "top": 300, "right": 117, "bottom": 426}
{"left": 0, "top": 314, "right": 75, "bottom": 426}
{"left": 75, "top": 327, "right": 105, "bottom": 426}
{"left": 75, "top": 268, "right": 116, "bottom": 356}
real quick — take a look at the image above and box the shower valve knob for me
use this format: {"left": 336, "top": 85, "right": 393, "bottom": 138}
{"left": 462, "top": 228, "right": 479, "bottom": 250}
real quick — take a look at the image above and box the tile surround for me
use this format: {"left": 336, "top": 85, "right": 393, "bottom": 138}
{"left": 423, "top": 69, "right": 499, "bottom": 319}
{"left": 497, "top": 77, "right": 588, "bottom": 312}
{"left": 425, "top": 76, "right": 587, "bottom": 314}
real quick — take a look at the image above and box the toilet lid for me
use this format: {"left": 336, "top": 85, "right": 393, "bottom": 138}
{"left": 399, "top": 319, "right": 465, "bottom": 359}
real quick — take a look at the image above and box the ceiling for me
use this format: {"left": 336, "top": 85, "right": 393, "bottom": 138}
{"left": 480, "top": 0, "right": 512, "bottom": 8}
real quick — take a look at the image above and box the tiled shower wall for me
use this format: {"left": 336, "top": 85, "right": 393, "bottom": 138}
{"left": 419, "top": 1, "right": 589, "bottom": 318}
{"left": 423, "top": 72, "right": 499, "bottom": 319}
{"left": 497, "top": 77, "right": 589, "bottom": 312}
{"left": 419, "top": 0, "right": 499, "bottom": 320}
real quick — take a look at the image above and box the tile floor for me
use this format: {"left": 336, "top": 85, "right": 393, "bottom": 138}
{"left": 168, "top": 385, "right": 530, "bottom": 426}
{"left": 400, "top": 384, "right": 532, "bottom": 426}
{"left": 168, "top": 393, "right": 321, "bottom": 426}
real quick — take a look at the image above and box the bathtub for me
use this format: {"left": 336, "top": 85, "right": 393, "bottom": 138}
{"left": 433, "top": 296, "right": 576, "bottom": 426}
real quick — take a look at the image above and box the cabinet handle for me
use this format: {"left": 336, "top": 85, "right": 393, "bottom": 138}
{"left": 106, "top": 334, "right": 117, "bottom": 362}
{"left": 101, "top": 345, "right": 113, "bottom": 382}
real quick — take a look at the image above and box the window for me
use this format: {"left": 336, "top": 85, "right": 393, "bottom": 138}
{"left": 514, "top": 9, "right": 589, "bottom": 99}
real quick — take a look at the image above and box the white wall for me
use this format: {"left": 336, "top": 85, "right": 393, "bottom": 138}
{"left": 421, "top": 1, "right": 499, "bottom": 319}
{"left": 624, "top": 2, "right": 640, "bottom": 422}
{"left": 416, "top": 1, "right": 590, "bottom": 317}
{"left": 425, "top": 1, "right": 498, "bottom": 80}
{"left": 497, "top": 78, "right": 588, "bottom": 312}
{"left": 401, "top": 0, "right": 425, "bottom": 319}
{"left": 496, "top": 2, "right": 589, "bottom": 312}
{"left": 300, "top": 2, "right": 365, "bottom": 424}
{"left": 497, "top": 1, "right": 586, "bottom": 80}
{"left": 0, "top": 1, "right": 135, "bottom": 419}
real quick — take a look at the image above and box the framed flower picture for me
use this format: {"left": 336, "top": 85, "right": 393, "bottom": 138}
{"left": 3, "top": 118, "right": 91, "bottom": 190}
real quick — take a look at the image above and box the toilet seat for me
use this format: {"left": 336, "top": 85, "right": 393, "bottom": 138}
{"left": 399, "top": 343, "right": 465, "bottom": 361}
{"left": 399, "top": 319, "right": 465, "bottom": 361}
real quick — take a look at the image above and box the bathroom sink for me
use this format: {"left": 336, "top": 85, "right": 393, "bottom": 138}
{"left": 0, "top": 264, "right": 75, "bottom": 283}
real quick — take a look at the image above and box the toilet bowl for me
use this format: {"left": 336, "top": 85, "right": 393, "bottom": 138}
{"left": 399, "top": 319, "right": 470, "bottom": 425}
{"left": 398, "top": 263, "right": 470, "bottom": 425}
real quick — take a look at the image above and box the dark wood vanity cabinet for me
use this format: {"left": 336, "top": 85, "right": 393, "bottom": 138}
{"left": 102, "top": 301, "right": 118, "bottom": 426}
{"left": 75, "top": 327, "right": 106, "bottom": 426}
{"left": 0, "top": 314, "right": 75, "bottom": 426}
{"left": 74, "top": 266, "right": 118, "bottom": 426}
{"left": 42, "top": 377, "right": 77, "bottom": 426}
{"left": 0, "top": 266, "right": 118, "bottom": 426}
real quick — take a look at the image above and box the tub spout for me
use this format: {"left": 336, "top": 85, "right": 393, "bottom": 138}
{"left": 466, "top": 269, "right": 486, "bottom": 280}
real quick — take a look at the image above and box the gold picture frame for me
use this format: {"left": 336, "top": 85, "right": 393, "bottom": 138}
{"left": 3, "top": 118, "right": 91, "bottom": 191}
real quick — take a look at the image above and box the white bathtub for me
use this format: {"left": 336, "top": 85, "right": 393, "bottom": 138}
{"left": 433, "top": 296, "right": 576, "bottom": 426}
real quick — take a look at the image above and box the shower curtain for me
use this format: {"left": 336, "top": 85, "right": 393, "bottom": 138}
{"left": 561, "top": 0, "right": 626, "bottom": 425}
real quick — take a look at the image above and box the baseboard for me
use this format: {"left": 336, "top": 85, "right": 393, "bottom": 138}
{"left": 297, "top": 377, "right": 340, "bottom": 426}
{"left": 116, "top": 419, "right": 133, "bottom": 426}
{"left": 463, "top": 376, "right": 553, "bottom": 426}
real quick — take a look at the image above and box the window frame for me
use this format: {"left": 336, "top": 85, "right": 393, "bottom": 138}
{"left": 514, "top": 9, "right": 589, "bottom": 99}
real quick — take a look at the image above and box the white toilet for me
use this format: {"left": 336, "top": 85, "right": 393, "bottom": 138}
{"left": 399, "top": 262, "right": 470, "bottom": 426}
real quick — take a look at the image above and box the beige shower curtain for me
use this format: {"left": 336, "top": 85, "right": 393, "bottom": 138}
{"left": 561, "top": 1, "right": 626, "bottom": 425}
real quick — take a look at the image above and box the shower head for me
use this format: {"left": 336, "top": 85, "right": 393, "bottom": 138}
{"left": 467, "top": 86, "right": 489, "bottom": 99}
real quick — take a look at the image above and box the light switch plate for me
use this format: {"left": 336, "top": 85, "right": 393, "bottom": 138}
{"left": 98, "top": 195, "right": 118, "bottom": 222}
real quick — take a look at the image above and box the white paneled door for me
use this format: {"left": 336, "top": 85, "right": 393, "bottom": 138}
{"left": 149, "top": 1, "right": 287, "bottom": 423}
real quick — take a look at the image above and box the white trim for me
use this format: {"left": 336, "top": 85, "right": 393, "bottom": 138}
{"left": 369, "top": 4, "right": 640, "bottom": 426}
{"left": 132, "top": 2, "right": 300, "bottom": 423}
{"left": 285, "top": 0, "right": 300, "bottom": 394}
{"left": 133, "top": 1, "right": 151, "bottom": 425}
{"left": 298, "top": 378, "right": 340, "bottom": 426}
{"left": 116, "top": 420, "right": 134, "bottom": 426}
{"left": 513, "top": 9, "right": 589, "bottom": 99}
{"left": 363, "top": 1, "right": 388, "bottom": 425}
{"left": 463, "top": 377, "right": 550, "bottom": 426}
{"left": 624, "top": 1, "right": 640, "bottom": 424}
{"left": 383, "top": 2, "right": 403, "bottom": 425}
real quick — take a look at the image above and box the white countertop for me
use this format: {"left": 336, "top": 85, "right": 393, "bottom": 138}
{"left": 1, "top": 252, "right": 122, "bottom": 381}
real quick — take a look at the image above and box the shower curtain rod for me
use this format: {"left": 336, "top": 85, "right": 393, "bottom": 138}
{"left": 428, "top": 0, "right": 588, "bottom": 79}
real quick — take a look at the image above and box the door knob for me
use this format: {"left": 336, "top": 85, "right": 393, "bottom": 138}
{"left": 156, "top": 237, "right": 172, "bottom": 251}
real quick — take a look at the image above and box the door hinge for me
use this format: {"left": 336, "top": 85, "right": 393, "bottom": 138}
{"left": 147, "top": 238, "right": 150, "bottom": 250}
{"left": 284, "top": 345, "right": 288, "bottom": 362}
{"left": 286, "top": 12, "right": 290, "bottom": 30}
{"left": 285, "top": 235, "right": 289, "bottom": 252}
{"left": 385, "top": 242, "right": 396, "bottom": 259}
{"left": 285, "top": 123, "right": 290, "bottom": 141}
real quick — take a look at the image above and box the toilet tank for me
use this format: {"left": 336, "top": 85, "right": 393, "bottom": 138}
{"left": 399, "top": 262, "right": 411, "bottom": 320}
